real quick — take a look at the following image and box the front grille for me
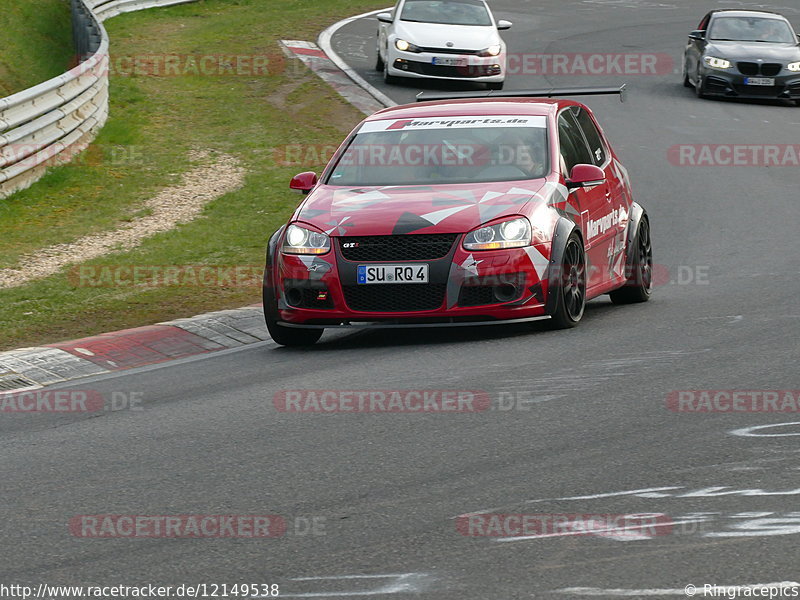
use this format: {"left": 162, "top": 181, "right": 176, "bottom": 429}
{"left": 339, "top": 234, "right": 457, "bottom": 262}
{"left": 737, "top": 62, "right": 782, "bottom": 76}
{"left": 394, "top": 60, "right": 500, "bottom": 79}
{"left": 733, "top": 84, "right": 780, "bottom": 96}
{"left": 737, "top": 62, "right": 759, "bottom": 76}
{"left": 458, "top": 286, "right": 497, "bottom": 307}
{"left": 705, "top": 76, "right": 729, "bottom": 92}
{"left": 417, "top": 46, "right": 481, "bottom": 55}
{"left": 342, "top": 283, "right": 446, "bottom": 312}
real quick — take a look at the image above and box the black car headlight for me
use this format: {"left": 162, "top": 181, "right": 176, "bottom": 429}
{"left": 463, "top": 217, "right": 532, "bottom": 251}
{"left": 704, "top": 56, "right": 732, "bottom": 70}
{"left": 282, "top": 224, "right": 331, "bottom": 255}
{"left": 395, "top": 39, "right": 423, "bottom": 53}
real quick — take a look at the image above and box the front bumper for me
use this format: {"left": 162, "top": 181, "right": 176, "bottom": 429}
{"left": 699, "top": 66, "right": 800, "bottom": 100}
{"left": 387, "top": 48, "right": 505, "bottom": 82}
{"left": 273, "top": 236, "right": 550, "bottom": 325}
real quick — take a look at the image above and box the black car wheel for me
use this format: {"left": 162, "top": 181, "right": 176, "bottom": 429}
{"left": 487, "top": 81, "right": 504, "bottom": 91}
{"left": 263, "top": 285, "right": 323, "bottom": 347}
{"left": 694, "top": 72, "right": 707, "bottom": 98}
{"left": 610, "top": 217, "right": 653, "bottom": 304}
{"left": 547, "top": 233, "right": 586, "bottom": 329}
{"left": 383, "top": 60, "right": 399, "bottom": 85}
{"left": 375, "top": 44, "right": 384, "bottom": 71}
{"left": 682, "top": 60, "right": 692, "bottom": 88}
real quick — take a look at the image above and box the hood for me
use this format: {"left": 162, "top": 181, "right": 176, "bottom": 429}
{"left": 706, "top": 41, "right": 800, "bottom": 62}
{"left": 394, "top": 21, "right": 501, "bottom": 51}
{"left": 292, "top": 181, "right": 550, "bottom": 237}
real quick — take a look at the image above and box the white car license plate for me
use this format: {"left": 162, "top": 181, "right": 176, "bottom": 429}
{"left": 432, "top": 56, "right": 467, "bottom": 67}
{"left": 357, "top": 264, "right": 429, "bottom": 284}
{"left": 744, "top": 77, "right": 775, "bottom": 86}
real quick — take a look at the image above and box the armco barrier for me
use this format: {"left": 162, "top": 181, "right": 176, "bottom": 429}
{"left": 0, "top": 0, "right": 196, "bottom": 199}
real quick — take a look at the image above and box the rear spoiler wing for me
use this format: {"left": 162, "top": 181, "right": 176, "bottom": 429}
{"left": 416, "top": 85, "right": 627, "bottom": 103}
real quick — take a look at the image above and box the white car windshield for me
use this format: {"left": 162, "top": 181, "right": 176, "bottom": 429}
{"left": 709, "top": 17, "right": 796, "bottom": 43}
{"left": 327, "top": 116, "right": 549, "bottom": 186}
{"left": 400, "top": 0, "right": 493, "bottom": 27}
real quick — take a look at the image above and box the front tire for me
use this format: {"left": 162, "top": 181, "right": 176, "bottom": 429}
{"left": 682, "top": 61, "right": 692, "bottom": 88}
{"left": 263, "top": 285, "right": 323, "bottom": 347}
{"left": 609, "top": 216, "right": 653, "bottom": 304}
{"left": 383, "top": 60, "right": 399, "bottom": 85}
{"left": 547, "top": 233, "right": 586, "bottom": 329}
{"left": 694, "top": 72, "right": 707, "bottom": 99}
{"left": 375, "top": 45, "right": 384, "bottom": 71}
{"left": 487, "top": 81, "right": 504, "bottom": 91}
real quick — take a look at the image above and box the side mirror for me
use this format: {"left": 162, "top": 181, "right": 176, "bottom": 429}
{"left": 566, "top": 164, "right": 605, "bottom": 189}
{"left": 376, "top": 12, "right": 393, "bottom": 24}
{"left": 290, "top": 171, "right": 318, "bottom": 194}
{"left": 497, "top": 19, "right": 512, "bottom": 30}
{"left": 688, "top": 30, "right": 706, "bottom": 41}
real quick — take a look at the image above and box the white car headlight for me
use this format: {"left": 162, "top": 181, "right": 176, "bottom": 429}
{"left": 282, "top": 224, "right": 330, "bottom": 255}
{"left": 788, "top": 61, "right": 800, "bottom": 72}
{"left": 704, "top": 56, "right": 732, "bottom": 69}
{"left": 478, "top": 44, "right": 502, "bottom": 57}
{"left": 463, "top": 217, "right": 532, "bottom": 250}
{"left": 395, "top": 39, "right": 422, "bottom": 53}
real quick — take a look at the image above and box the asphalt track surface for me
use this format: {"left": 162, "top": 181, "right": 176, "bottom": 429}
{"left": 3, "top": 1, "right": 800, "bottom": 598}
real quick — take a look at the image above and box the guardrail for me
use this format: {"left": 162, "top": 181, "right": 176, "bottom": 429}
{"left": 0, "top": 0, "right": 196, "bottom": 199}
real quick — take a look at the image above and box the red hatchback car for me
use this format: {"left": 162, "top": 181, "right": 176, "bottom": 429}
{"left": 263, "top": 88, "right": 652, "bottom": 346}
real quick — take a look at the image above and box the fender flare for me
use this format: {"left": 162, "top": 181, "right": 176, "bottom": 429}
{"left": 544, "top": 217, "right": 583, "bottom": 315}
{"left": 623, "top": 202, "right": 647, "bottom": 271}
{"left": 263, "top": 226, "right": 286, "bottom": 287}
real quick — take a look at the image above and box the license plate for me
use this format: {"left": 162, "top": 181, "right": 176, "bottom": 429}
{"left": 357, "top": 264, "right": 429, "bottom": 284}
{"left": 432, "top": 56, "right": 467, "bottom": 67}
{"left": 744, "top": 77, "right": 775, "bottom": 86}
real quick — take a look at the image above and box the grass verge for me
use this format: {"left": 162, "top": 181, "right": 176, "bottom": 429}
{"left": 0, "top": 0, "right": 387, "bottom": 350}
{"left": 0, "top": 0, "right": 73, "bottom": 96}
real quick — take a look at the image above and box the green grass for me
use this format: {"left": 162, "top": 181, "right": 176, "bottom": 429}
{"left": 0, "top": 0, "right": 73, "bottom": 96}
{"left": 0, "top": 0, "right": 387, "bottom": 349}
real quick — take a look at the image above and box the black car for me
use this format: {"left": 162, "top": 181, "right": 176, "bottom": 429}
{"left": 683, "top": 10, "right": 800, "bottom": 105}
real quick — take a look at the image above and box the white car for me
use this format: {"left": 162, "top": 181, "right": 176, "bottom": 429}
{"left": 375, "top": 0, "right": 512, "bottom": 89}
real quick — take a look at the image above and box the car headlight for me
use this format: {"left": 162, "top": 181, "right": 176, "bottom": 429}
{"left": 788, "top": 61, "right": 800, "bottom": 72}
{"left": 477, "top": 45, "right": 502, "bottom": 57}
{"left": 704, "top": 56, "right": 731, "bottom": 69}
{"left": 395, "top": 39, "right": 422, "bottom": 53}
{"left": 463, "top": 217, "right": 533, "bottom": 250}
{"left": 282, "top": 224, "right": 331, "bottom": 255}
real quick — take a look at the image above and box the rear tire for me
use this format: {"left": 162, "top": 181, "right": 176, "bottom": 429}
{"left": 547, "top": 233, "right": 586, "bottom": 329}
{"left": 609, "top": 217, "right": 653, "bottom": 304}
{"left": 263, "top": 285, "right": 323, "bottom": 347}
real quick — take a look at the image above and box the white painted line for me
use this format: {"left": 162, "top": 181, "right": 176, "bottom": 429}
{"left": 730, "top": 422, "right": 800, "bottom": 437}
{"left": 494, "top": 518, "right": 703, "bottom": 543}
{"left": 525, "top": 486, "right": 683, "bottom": 503}
{"left": 255, "top": 573, "right": 427, "bottom": 598}
{"left": 318, "top": 8, "right": 398, "bottom": 109}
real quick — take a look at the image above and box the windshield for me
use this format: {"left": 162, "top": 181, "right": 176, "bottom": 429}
{"left": 709, "top": 16, "right": 796, "bottom": 43}
{"left": 327, "top": 116, "right": 549, "bottom": 187}
{"left": 400, "top": 0, "right": 492, "bottom": 26}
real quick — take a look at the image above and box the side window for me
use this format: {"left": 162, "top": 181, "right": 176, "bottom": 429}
{"left": 557, "top": 112, "right": 593, "bottom": 174}
{"left": 572, "top": 108, "right": 607, "bottom": 167}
